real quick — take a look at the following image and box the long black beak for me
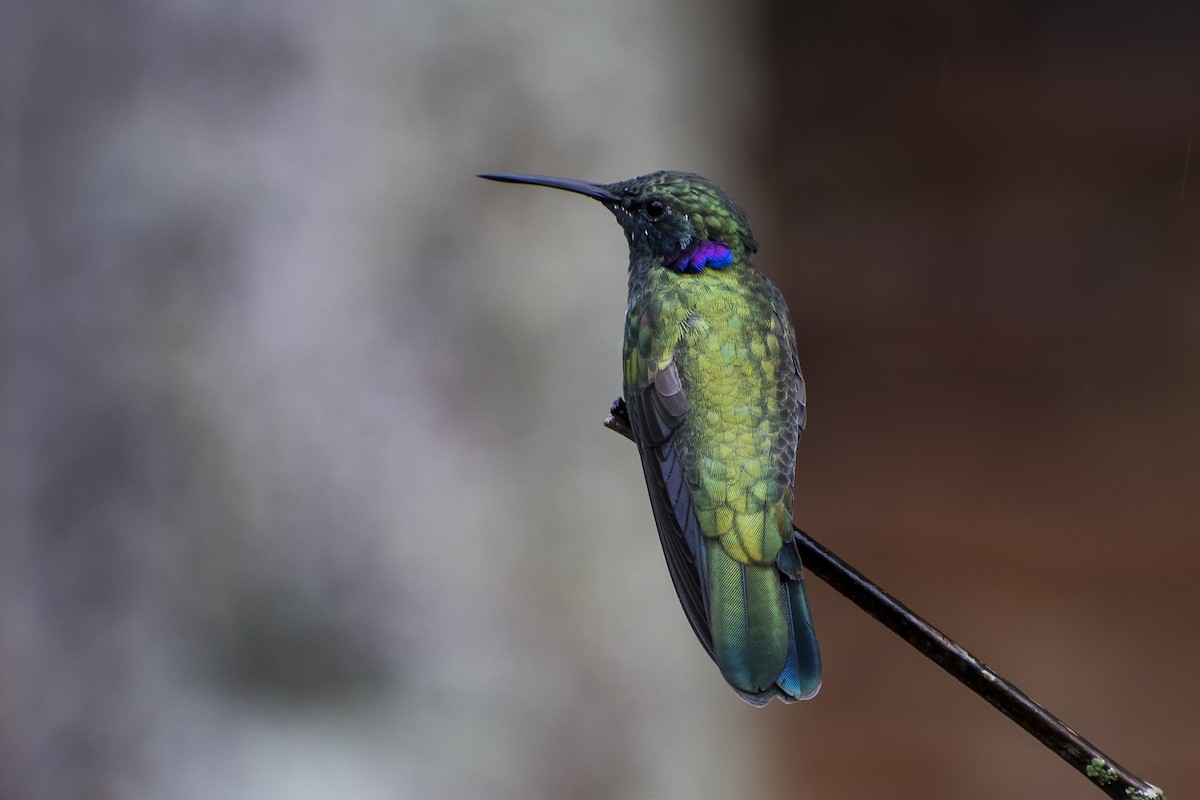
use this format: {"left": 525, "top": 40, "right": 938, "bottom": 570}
{"left": 478, "top": 173, "right": 620, "bottom": 204}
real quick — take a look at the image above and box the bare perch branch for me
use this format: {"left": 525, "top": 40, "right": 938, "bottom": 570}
{"left": 791, "top": 530, "right": 1162, "bottom": 800}
{"left": 604, "top": 398, "right": 1164, "bottom": 800}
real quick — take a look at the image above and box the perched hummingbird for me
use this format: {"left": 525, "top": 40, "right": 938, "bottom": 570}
{"left": 480, "top": 170, "right": 820, "bottom": 705}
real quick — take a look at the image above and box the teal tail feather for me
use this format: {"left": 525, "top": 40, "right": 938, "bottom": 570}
{"left": 773, "top": 541, "right": 822, "bottom": 702}
{"left": 775, "top": 544, "right": 822, "bottom": 701}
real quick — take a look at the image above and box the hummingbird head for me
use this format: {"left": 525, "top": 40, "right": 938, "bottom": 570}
{"left": 479, "top": 170, "right": 758, "bottom": 273}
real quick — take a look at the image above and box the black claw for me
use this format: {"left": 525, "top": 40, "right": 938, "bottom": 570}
{"left": 604, "top": 397, "right": 636, "bottom": 443}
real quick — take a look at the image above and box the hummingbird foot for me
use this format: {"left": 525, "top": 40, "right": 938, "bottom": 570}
{"left": 604, "top": 397, "right": 636, "bottom": 442}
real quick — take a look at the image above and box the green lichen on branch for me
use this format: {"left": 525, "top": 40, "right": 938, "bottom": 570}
{"left": 1087, "top": 758, "right": 1118, "bottom": 786}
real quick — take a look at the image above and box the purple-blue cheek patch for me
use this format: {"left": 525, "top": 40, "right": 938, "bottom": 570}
{"left": 672, "top": 240, "right": 733, "bottom": 273}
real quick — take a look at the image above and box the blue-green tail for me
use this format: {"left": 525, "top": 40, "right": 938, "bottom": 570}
{"left": 708, "top": 540, "right": 821, "bottom": 705}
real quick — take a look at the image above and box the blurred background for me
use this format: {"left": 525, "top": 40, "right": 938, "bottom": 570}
{"left": 3, "top": 0, "right": 1198, "bottom": 798}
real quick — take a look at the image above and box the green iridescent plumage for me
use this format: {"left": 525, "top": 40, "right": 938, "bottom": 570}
{"left": 481, "top": 170, "right": 821, "bottom": 704}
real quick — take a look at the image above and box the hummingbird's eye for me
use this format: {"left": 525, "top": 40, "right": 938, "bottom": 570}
{"left": 645, "top": 199, "right": 666, "bottom": 220}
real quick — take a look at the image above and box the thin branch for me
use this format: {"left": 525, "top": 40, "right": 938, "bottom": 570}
{"left": 605, "top": 398, "right": 1164, "bottom": 800}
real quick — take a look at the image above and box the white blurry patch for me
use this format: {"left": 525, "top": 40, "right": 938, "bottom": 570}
{"left": 2, "top": 0, "right": 771, "bottom": 798}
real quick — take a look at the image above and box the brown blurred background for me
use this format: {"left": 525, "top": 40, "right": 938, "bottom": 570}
{"left": 2, "top": 1, "right": 1197, "bottom": 799}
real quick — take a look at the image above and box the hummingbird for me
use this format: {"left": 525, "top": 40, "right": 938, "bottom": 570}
{"left": 480, "top": 170, "right": 820, "bottom": 705}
